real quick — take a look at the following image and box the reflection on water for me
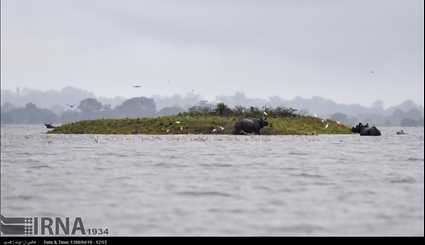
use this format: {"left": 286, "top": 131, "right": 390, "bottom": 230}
{"left": 1, "top": 125, "right": 424, "bottom": 235}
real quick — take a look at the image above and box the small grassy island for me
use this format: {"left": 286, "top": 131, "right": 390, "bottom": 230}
{"left": 49, "top": 104, "right": 352, "bottom": 135}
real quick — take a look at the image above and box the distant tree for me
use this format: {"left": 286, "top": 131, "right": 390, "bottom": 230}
{"left": 49, "top": 104, "right": 66, "bottom": 115}
{"left": 2, "top": 103, "right": 58, "bottom": 124}
{"left": 244, "top": 106, "right": 259, "bottom": 117}
{"left": 103, "top": 104, "right": 112, "bottom": 112}
{"left": 404, "top": 108, "right": 424, "bottom": 121}
{"left": 76, "top": 98, "right": 103, "bottom": 120}
{"left": 214, "top": 103, "right": 232, "bottom": 116}
{"left": 1, "top": 102, "right": 16, "bottom": 113}
{"left": 157, "top": 106, "right": 186, "bottom": 116}
{"left": 78, "top": 98, "right": 103, "bottom": 114}
{"left": 233, "top": 105, "right": 246, "bottom": 116}
{"left": 400, "top": 118, "right": 420, "bottom": 127}
{"left": 188, "top": 106, "right": 212, "bottom": 115}
{"left": 25, "top": 102, "right": 37, "bottom": 110}
{"left": 113, "top": 97, "right": 156, "bottom": 118}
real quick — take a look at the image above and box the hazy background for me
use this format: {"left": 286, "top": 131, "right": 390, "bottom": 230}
{"left": 1, "top": 86, "right": 424, "bottom": 126}
{"left": 1, "top": 0, "right": 424, "bottom": 107}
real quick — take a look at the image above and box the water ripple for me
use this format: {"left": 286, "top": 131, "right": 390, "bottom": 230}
{"left": 1, "top": 125, "right": 423, "bottom": 236}
{"left": 176, "top": 191, "right": 235, "bottom": 198}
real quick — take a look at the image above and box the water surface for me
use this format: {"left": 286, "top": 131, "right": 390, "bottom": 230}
{"left": 1, "top": 125, "right": 423, "bottom": 235}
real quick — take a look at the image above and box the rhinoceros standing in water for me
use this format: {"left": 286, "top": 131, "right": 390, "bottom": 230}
{"left": 352, "top": 123, "right": 381, "bottom": 136}
{"left": 360, "top": 126, "right": 381, "bottom": 136}
{"left": 232, "top": 117, "right": 268, "bottom": 135}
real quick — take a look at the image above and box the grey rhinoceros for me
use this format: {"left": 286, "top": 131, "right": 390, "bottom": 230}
{"left": 232, "top": 117, "right": 268, "bottom": 135}
{"left": 352, "top": 123, "right": 381, "bottom": 136}
{"left": 360, "top": 126, "right": 381, "bottom": 136}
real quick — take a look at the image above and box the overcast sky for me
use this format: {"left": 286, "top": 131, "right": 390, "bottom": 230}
{"left": 1, "top": 0, "right": 423, "bottom": 107}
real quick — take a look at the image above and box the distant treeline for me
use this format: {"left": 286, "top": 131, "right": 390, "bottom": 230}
{"left": 1, "top": 96, "right": 424, "bottom": 127}
{"left": 328, "top": 110, "right": 424, "bottom": 127}
{"left": 0, "top": 97, "right": 299, "bottom": 124}
{"left": 2, "top": 87, "right": 424, "bottom": 126}
{"left": 1, "top": 97, "right": 166, "bottom": 124}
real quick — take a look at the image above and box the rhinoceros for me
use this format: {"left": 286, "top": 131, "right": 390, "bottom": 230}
{"left": 360, "top": 126, "right": 381, "bottom": 136}
{"left": 352, "top": 123, "right": 381, "bottom": 136}
{"left": 232, "top": 117, "right": 268, "bottom": 135}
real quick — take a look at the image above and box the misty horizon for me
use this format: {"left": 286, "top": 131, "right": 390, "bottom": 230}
{"left": 1, "top": 85, "right": 423, "bottom": 109}
{"left": 2, "top": 84, "right": 424, "bottom": 127}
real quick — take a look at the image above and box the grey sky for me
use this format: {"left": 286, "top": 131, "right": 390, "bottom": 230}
{"left": 1, "top": 0, "right": 423, "bottom": 107}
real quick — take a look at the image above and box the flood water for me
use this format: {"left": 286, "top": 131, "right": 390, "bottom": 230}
{"left": 1, "top": 125, "right": 423, "bottom": 235}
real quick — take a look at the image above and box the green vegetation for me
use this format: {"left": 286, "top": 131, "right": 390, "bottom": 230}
{"left": 49, "top": 104, "right": 352, "bottom": 135}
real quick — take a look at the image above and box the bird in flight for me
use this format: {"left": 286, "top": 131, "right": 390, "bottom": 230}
{"left": 133, "top": 81, "right": 142, "bottom": 88}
